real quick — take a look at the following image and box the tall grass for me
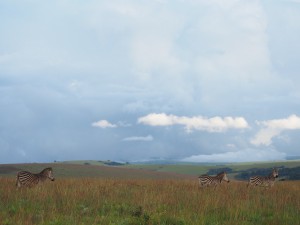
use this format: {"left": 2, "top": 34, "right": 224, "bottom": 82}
{"left": 0, "top": 177, "right": 299, "bottom": 225}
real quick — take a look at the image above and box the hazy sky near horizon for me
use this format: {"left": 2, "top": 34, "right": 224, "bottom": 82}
{"left": 1, "top": 0, "right": 300, "bottom": 163}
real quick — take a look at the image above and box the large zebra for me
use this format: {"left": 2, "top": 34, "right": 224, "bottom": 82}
{"left": 16, "top": 167, "right": 55, "bottom": 188}
{"left": 198, "top": 171, "right": 230, "bottom": 188}
{"left": 247, "top": 168, "right": 279, "bottom": 188}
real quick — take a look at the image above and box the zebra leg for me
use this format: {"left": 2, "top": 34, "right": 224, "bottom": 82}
{"left": 247, "top": 179, "right": 257, "bottom": 187}
{"left": 16, "top": 176, "right": 21, "bottom": 189}
{"left": 247, "top": 181, "right": 251, "bottom": 188}
{"left": 213, "top": 183, "right": 218, "bottom": 190}
{"left": 198, "top": 180, "right": 202, "bottom": 188}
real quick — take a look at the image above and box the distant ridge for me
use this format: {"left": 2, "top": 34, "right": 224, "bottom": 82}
{"left": 60, "top": 160, "right": 127, "bottom": 166}
{"left": 286, "top": 156, "right": 300, "bottom": 160}
{"left": 1, "top": 160, "right": 299, "bottom": 180}
{"left": 0, "top": 162, "right": 194, "bottom": 180}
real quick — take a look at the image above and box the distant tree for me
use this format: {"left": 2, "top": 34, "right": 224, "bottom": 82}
{"left": 207, "top": 167, "right": 233, "bottom": 175}
{"left": 234, "top": 166, "right": 300, "bottom": 181}
{"left": 103, "top": 161, "right": 124, "bottom": 166}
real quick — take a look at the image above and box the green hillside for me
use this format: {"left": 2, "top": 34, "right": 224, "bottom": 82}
{"left": 1, "top": 160, "right": 299, "bottom": 180}
{"left": 0, "top": 163, "right": 193, "bottom": 180}
{"left": 127, "top": 160, "right": 300, "bottom": 176}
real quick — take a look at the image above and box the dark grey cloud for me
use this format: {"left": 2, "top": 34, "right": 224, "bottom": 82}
{"left": 0, "top": 0, "right": 300, "bottom": 163}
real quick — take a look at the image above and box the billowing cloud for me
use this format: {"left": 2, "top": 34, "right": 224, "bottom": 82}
{"left": 91, "top": 120, "right": 117, "bottom": 128}
{"left": 182, "top": 148, "right": 286, "bottom": 163}
{"left": 122, "top": 135, "right": 153, "bottom": 142}
{"left": 0, "top": 1, "right": 300, "bottom": 163}
{"left": 138, "top": 113, "right": 249, "bottom": 132}
{"left": 251, "top": 114, "right": 300, "bottom": 146}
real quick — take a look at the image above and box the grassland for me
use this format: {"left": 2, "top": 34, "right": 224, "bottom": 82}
{"left": 0, "top": 177, "right": 299, "bottom": 225}
{"left": 127, "top": 160, "right": 300, "bottom": 176}
{"left": 1, "top": 162, "right": 299, "bottom": 224}
{"left": 0, "top": 163, "right": 193, "bottom": 179}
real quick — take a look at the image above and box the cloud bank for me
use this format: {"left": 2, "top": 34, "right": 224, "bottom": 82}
{"left": 138, "top": 113, "right": 249, "bottom": 132}
{"left": 182, "top": 148, "right": 286, "bottom": 163}
{"left": 0, "top": 0, "right": 300, "bottom": 163}
{"left": 251, "top": 114, "right": 300, "bottom": 146}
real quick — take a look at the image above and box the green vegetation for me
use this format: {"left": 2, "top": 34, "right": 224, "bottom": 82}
{"left": 127, "top": 160, "right": 300, "bottom": 179}
{"left": 0, "top": 177, "right": 299, "bottom": 225}
{"left": 0, "top": 161, "right": 300, "bottom": 224}
{"left": 127, "top": 164, "right": 209, "bottom": 176}
{"left": 1, "top": 160, "right": 299, "bottom": 180}
{"left": 0, "top": 163, "right": 192, "bottom": 180}
{"left": 59, "top": 160, "right": 126, "bottom": 166}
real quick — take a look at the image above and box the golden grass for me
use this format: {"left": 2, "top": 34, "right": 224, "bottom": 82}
{"left": 0, "top": 177, "right": 299, "bottom": 225}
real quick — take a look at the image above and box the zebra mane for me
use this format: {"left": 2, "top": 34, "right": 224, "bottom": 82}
{"left": 40, "top": 167, "right": 52, "bottom": 174}
{"left": 216, "top": 171, "right": 225, "bottom": 177}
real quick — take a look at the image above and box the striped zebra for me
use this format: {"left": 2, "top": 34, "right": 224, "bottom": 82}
{"left": 247, "top": 168, "right": 279, "bottom": 188}
{"left": 16, "top": 167, "right": 55, "bottom": 188}
{"left": 198, "top": 171, "right": 230, "bottom": 188}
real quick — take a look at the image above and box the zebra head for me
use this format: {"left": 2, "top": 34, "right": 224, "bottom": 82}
{"left": 42, "top": 167, "right": 55, "bottom": 181}
{"left": 222, "top": 172, "right": 230, "bottom": 183}
{"left": 217, "top": 171, "right": 230, "bottom": 183}
{"left": 272, "top": 168, "right": 279, "bottom": 178}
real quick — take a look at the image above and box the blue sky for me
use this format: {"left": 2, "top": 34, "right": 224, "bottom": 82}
{"left": 1, "top": 0, "right": 300, "bottom": 163}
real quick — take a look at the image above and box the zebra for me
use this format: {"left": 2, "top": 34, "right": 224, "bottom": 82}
{"left": 16, "top": 167, "right": 55, "bottom": 188}
{"left": 198, "top": 171, "right": 230, "bottom": 188}
{"left": 247, "top": 168, "right": 279, "bottom": 188}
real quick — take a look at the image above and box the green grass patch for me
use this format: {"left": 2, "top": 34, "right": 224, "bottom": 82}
{"left": 1, "top": 178, "right": 299, "bottom": 224}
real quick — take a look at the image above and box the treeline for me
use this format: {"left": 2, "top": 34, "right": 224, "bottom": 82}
{"left": 83, "top": 161, "right": 126, "bottom": 166}
{"left": 235, "top": 167, "right": 300, "bottom": 181}
{"left": 207, "top": 166, "right": 300, "bottom": 181}
{"left": 207, "top": 167, "right": 233, "bottom": 175}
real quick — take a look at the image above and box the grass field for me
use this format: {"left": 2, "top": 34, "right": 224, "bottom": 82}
{"left": 0, "top": 163, "right": 194, "bottom": 180}
{"left": 127, "top": 160, "right": 300, "bottom": 176}
{"left": 2, "top": 160, "right": 298, "bottom": 178}
{"left": 0, "top": 162, "right": 299, "bottom": 224}
{"left": 0, "top": 177, "right": 299, "bottom": 225}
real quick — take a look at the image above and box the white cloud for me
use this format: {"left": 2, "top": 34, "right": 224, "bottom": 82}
{"left": 91, "top": 120, "right": 117, "bottom": 128}
{"left": 138, "top": 113, "right": 249, "bottom": 132}
{"left": 122, "top": 135, "right": 153, "bottom": 142}
{"left": 1, "top": 0, "right": 300, "bottom": 163}
{"left": 251, "top": 114, "right": 300, "bottom": 146}
{"left": 182, "top": 148, "right": 286, "bottom": 163}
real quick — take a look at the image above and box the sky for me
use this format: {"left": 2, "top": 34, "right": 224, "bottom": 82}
{"left": 1, "top": 0, "right": 300, "bottom": 163}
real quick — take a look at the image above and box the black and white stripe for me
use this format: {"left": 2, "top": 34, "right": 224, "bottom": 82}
{"left": 198, "top": 171, "right": 230, "bottom": 188}
{"left": 247, "top": 168, "right": 279, "bottom": 188}
{"left": 16, "top": 167, "right": 55, "bottom": 188}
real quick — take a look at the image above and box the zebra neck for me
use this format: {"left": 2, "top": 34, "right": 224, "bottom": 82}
{"left": 216, "top": 175, "right": 224, "bottom": 182}
{"left": 37, "top": 173, "right": 48, "bottom": 181}
{"left": 267, "top": 175, "right": 275, "bottom": 181}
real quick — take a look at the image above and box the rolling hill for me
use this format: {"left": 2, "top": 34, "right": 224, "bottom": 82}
{"left": 1, "top": 159, "right": 299, "bottom": 180}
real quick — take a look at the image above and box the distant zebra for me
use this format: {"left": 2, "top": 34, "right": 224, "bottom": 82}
{"left": 16, "top": 167, "right": 55, "bottom": 188}
{"left": 247, "top": 168, "right": 279, "bottom": 188}
{"left": 198, "top": 171, "right": 230, "bottom": 188}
